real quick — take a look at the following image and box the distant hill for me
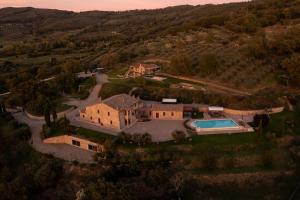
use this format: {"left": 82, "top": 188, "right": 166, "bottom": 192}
{"left": 0, "top": 0, "right": 299, "bottom": 93}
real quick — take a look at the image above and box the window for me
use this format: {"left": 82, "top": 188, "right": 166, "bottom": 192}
{"left": 163, "top": 112, "right": 166, "bottom": 116}
{"left": 90, "top": 117, "right": 93, "bottom": 120}
{"left": 171, "top": 112, "right": 174, "bottom": 116}
{"left": 125, "top": 119, "right": 128, "bottom": 126}
{"left": 97, "top": 110, "right": 100, "bottom": 114}
{"left": 88, "top": 144, "right": 97, "bottom": 151}
{"left": 108, "top": 112, "right": 110, "bottom": 116}
{"left": 128, "top": 119, "right": 131, "bottom": 125}
{"left": 82, "top": 115, "right": 85, "bottom": 118}
{"left": 110, "top": 120, "right": 112, "bottom": 125}
{"left": 156, "top": 113, "right": 159, "bottom": 118}
{"left": 72, "top": 140, "right": 80, "bottom": 147}
{"left": 98, "top": 118, "right": 101, "bottom": 124}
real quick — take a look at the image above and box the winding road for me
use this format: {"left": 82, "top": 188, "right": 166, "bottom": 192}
{"left": 11, "top": 73, "right": 109, "bottom": 163}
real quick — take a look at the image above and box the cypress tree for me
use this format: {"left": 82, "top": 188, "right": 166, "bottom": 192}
{"left": 3, "top": 103, "right": 6, "bottom": 113}
{"left": 52, "top": 109, "right": 57, "bottom": 122}
{"left": 44, "top": 107, "right": 51, "bottom": 127}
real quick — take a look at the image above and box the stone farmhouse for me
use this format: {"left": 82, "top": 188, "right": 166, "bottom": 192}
{"left": 80, "top": 94, "right": 184, "bottom": 131}
{"left": 80, "top": 94, "right": 143, "bottom": 130}
{"left": 130, "top": 63, "right": 161, "bottom": 77}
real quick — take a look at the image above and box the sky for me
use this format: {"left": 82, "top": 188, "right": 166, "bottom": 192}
{"left": 0, "top": 0, "right": 247, "bottom": 12}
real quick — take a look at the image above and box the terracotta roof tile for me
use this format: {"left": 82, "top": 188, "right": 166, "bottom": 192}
{"left": 103, "top": 94, "right": 139, "bottom": 110}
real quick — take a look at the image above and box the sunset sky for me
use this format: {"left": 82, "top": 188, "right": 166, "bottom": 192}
{"left": 0, "top": 0, "right": 247, "bottom": 12}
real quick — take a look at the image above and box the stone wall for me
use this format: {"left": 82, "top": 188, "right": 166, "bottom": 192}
{"left": 25, "top": 107, "right": 75, "bottom": 121}
{"left": 44, "top": 135, "right": 104, "bottom": 152}
{"left": 223, "top": 107, "right": 284, "bottom": 116}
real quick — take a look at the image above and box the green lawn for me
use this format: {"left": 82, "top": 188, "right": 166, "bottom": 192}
{"left": 55, "top": 103, "right": 73, "bottom": 113}
{"left": 76, "top": 127, "right": 115, "bottom": 143}
{"left": 72, "top": 76, "right": 97, "bottom": 99}
{"left": 47, "top": 125, "right": 115, "bottom": 144}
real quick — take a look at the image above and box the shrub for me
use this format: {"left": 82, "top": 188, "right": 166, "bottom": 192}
{"left": 261, "top": 151, "right": 274, "bottom": 169}
{"left": 253, "top": 114, "right": 270, "bottom": 127}
{"left": 201, "top": 149, "right": 218, "bottom": 171}
{"left": 223, "top": 156, "right": 236, "bottom": 170}
{"left": 172, "top": 131, "right": 186, "bottom": 143}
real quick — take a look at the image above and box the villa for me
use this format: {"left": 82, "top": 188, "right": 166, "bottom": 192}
{"left": 130, "top": 63, "right": 161, "bottom": 77}
{"left": 80, "top": 93, "right": 255, "bottom": 135}
{"left": 80, "top": 94, "right": 143, "bottom": 130}
{"left": 80, "top": 94, "right": 185, "bottom": 130}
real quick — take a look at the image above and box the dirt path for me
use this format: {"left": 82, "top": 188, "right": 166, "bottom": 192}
{"left": 158, "top": 73, "right": 252, "bottom": 96}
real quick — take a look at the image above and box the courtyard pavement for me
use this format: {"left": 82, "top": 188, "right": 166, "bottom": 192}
{"left": 124, "top": 119, "right": 186, "bottom": 142}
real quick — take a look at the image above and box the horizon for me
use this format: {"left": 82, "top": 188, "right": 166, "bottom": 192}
{"left": 0, "top": 0, "right": 248, "bottom": 12}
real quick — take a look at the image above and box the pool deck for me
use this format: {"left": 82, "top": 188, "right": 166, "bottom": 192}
{"left": 189, "top": 118, "right": 254, "bottom": 135}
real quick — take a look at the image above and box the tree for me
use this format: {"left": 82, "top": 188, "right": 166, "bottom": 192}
{"left": 201, "top": 148, "right": 218, "bottom": 171}
{"left": 253, "top": 114, "right": 270, "bottom": 127}
{"left": 62, "top": 115, "right": 70, "bottom": 134}
{"left": 245, "top": 35, "right": 268, "bottom": 59}
{"left": 281, "top": 55, "right": 300, "bottom": 87}
{"left": 172, "top": 131, "right": 186, "bottom": 143}
{"left": 62, "top": 60, "right": 80, "bottom": 74}
{"left": 199, "top": 53, "right": 218, "bottom": 75}
{"left": 170, "top": 173, "right": 185, "bottom": 200}
{"left": 85, "top": 178, "right": 132, "bottom": 200}
{"left": 52, "top": 109, "right": 57, "bottom": 122}
{"left": 44, "top": 107, "right": 51, "bottom": 127}
{"left": 144, "top": 168, "right": 169, "bottom": 189}
{"left": 170, "top": 53, "right": 193, "bottom": 76}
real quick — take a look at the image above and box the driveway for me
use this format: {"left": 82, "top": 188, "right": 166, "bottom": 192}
{"left": 9, "top": 73, "right": 109, "bottom": 163}
{"left": 124, "top": 120, "right": 186, "bottom": 142}
{"left": 12, "top": 112, "right": 95, "bottom": 163}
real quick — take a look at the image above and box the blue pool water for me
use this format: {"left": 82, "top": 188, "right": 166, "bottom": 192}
{"left": 192, "top": 119, "right": 238, "bottom": 129}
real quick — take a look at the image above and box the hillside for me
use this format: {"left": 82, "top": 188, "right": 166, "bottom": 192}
{"left": 0, "top": 0, "right": 300, "bottom": 108}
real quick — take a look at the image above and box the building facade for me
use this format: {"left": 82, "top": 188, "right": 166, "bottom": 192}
{"left": 80, "top": 94, "right": 184, "bottom": 131}
{"left": 130, "top": 63, "right": 160, "bottom": 77}
{"left": 80, "top": 94, "right": 142, "bottom": 130}
{"left": 150, "top": 104, "right": 183, "bottom": 120}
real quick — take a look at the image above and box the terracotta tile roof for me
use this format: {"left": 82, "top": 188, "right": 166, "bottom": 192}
{"left": 151, "top": 104, "right": 184, "bottom": 112}
{"left": 103, "top": 94, "right": 139, "bottom": 110}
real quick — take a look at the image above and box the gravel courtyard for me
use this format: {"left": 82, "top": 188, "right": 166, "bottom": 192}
{"left": 124, "top": 120, "right": 186, "bottom": 142}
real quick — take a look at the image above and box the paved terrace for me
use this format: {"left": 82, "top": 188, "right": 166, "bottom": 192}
{"left": 124, "top": 120, "right": 186, "bottom": 142}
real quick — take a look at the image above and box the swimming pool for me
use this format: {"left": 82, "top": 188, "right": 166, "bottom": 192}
{"left": 191, "top": 119, "right": 239, "bottom": 130}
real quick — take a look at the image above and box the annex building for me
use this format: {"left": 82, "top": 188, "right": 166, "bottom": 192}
{"left": 129, "top": 63, "right": 160, "bottom": 77}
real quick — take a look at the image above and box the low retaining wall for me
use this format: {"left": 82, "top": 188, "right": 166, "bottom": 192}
{"left": 223, "top": 107, "right": 284, "bottom": 116}
{"left": 25, "top": 107, "right": 75, "bottom": 121}
{"left": 197, "top": 106, "right": 284, "bottom": 116}
{"left": 44, "top": 135, "right": 104, "bottom": 152}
